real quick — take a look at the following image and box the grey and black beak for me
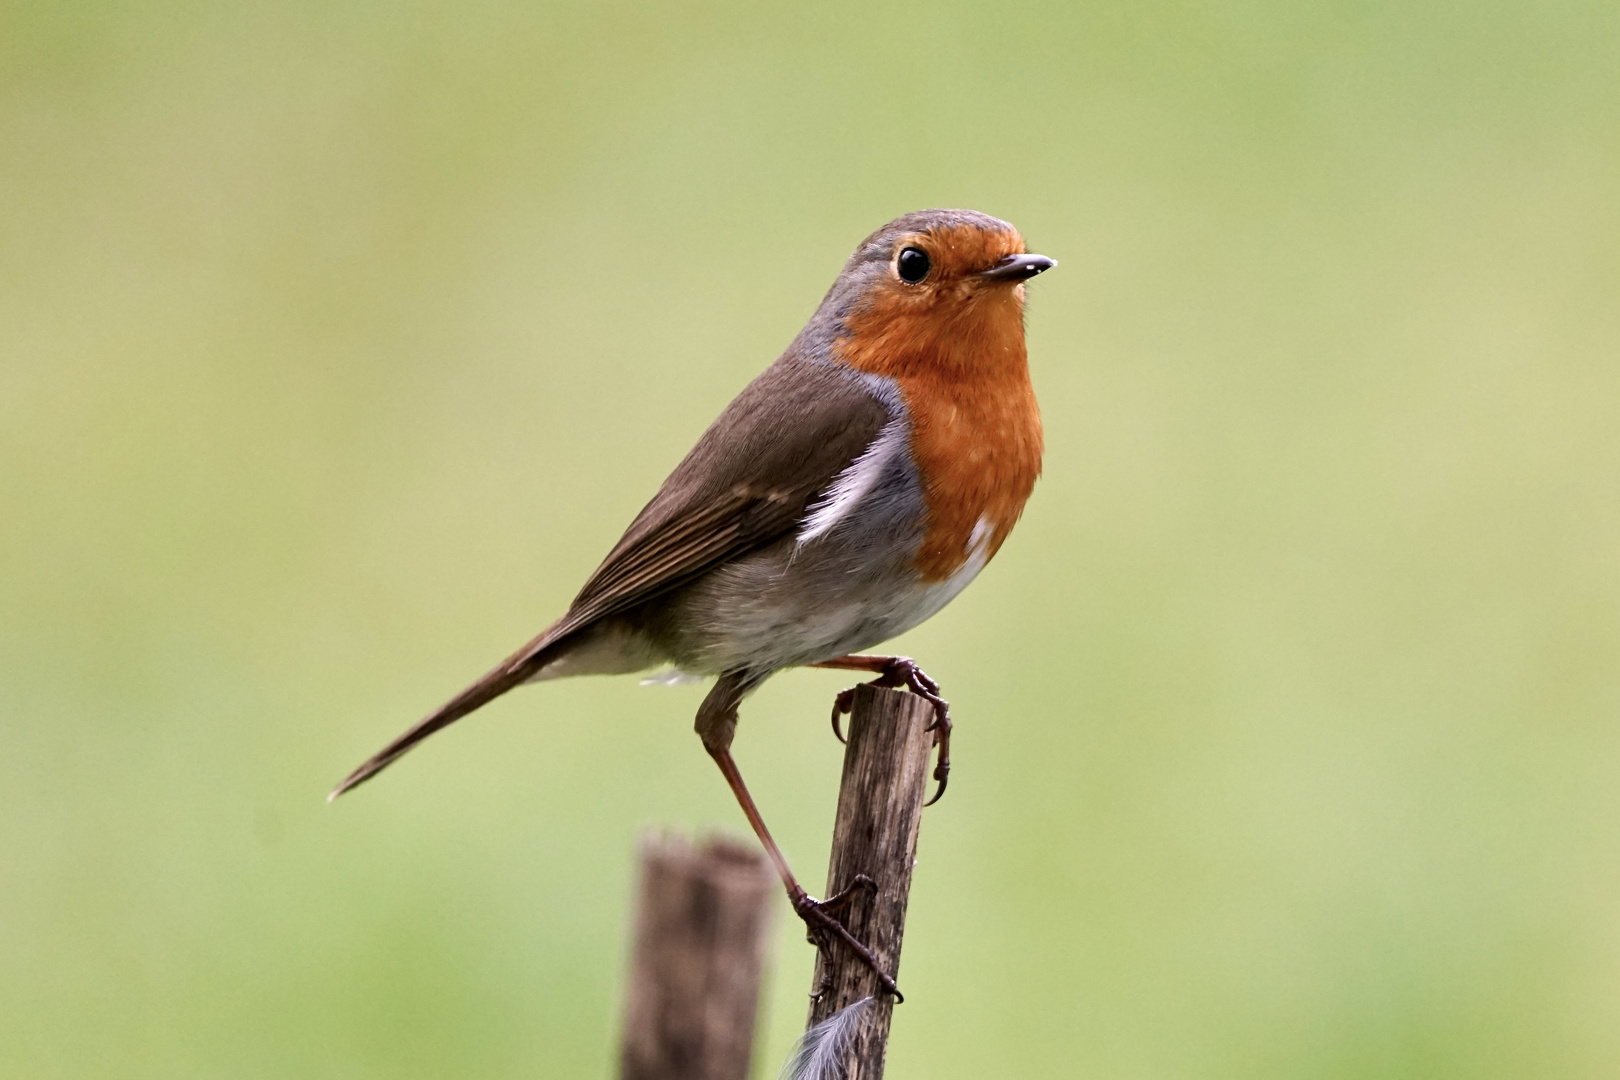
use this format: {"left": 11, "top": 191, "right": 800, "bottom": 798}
{"left": 978, "top": 253, "right": 1057, "bottom": 282}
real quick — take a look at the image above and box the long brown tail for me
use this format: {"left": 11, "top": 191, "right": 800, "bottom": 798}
{"left": 328, "top": 628, "right": 565, "bottom": 801}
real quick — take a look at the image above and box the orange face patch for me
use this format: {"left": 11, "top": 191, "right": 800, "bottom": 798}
{"left": 833, "top": 222, "right": 1044, "bottom": 581}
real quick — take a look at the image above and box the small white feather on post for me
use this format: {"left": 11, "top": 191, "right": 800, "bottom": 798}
{"left": 779, "top": 997, "right": 874, "bottom": 1080}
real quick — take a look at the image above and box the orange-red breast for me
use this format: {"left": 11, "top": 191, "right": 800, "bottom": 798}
{"left": 331, "top": 209, "right": 1054, "bottom": 995}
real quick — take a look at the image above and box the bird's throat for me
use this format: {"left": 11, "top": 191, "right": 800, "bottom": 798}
{"left": 834, "top": 289, "right": 1043, "bottom": 583}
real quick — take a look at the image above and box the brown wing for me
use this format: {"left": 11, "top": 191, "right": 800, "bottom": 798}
{"left": 330, "top": 357, "right": 890, "bottom": 798}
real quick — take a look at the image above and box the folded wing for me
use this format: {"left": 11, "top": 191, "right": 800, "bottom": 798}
{"left": 330, "top": 357, "right": 891, "bottom": 797}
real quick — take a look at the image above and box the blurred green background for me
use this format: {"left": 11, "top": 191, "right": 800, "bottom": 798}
{"left": 3, "top": 0, "right": 1617, "bottom": 1076}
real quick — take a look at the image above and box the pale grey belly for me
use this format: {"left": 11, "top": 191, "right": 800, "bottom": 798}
{"left": 534, "top": 542, "right": 985, "bottom": 683}
{"left": 643, "top": 516, "right": 990, "bottom": 677}
{"left": 528, "top": 547, "right": 934, "bottom": 684}
{"left": 647, "top": 533, "right": 929, "bottom": 675}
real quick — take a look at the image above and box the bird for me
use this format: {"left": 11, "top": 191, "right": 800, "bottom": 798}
{"left": 330, "top": 208, "right": 1054, "bottom": 996}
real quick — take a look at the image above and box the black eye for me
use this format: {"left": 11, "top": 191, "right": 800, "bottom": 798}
{"left": 896, "top": 246, "right": 931, "bottom": 284}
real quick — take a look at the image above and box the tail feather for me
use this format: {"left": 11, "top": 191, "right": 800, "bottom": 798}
{"left": 328, "top": 626, "right": 567, "bottom": 801}
{"left": 779, "top": 998, "right": 873, "bottom": 1080}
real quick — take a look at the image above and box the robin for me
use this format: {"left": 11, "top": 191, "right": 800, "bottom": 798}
{"left": 331, "top": 208, "right": 1054, "bottom": 996}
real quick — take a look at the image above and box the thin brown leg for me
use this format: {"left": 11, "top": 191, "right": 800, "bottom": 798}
{"left": 813, "top": 654, "right": 953, "bottom": 805}
{"left": 705, "top": 748, "right": 895, "bottom": 999}
{"left": 696, "top": 675, "right": 900, "bottom": 1000}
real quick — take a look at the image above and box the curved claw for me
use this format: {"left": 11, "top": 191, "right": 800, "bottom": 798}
{"left": 922, "top": 699, "right": 952, "bottom": 807}
{"left": 829, "top": 687, "right": 855, "bottom": 744}
{"left": 895, "top": 663, "right": 951, "bottom": 809}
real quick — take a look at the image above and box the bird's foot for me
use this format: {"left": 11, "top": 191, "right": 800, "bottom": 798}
{"left": 791, "top": 877, "right": 901, "bottom": 1001}
{"left": 821, "top": 655, "right": 952, "bottom": 806}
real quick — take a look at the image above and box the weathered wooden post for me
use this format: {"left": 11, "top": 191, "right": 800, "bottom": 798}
{"left": 795, "top": 684, "right": 935, "bottom": 1080}
{"left": 618, "top": 833, "right": 776, "bottom": 1080}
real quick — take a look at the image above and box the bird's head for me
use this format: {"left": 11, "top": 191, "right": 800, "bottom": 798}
{"left": 814, "top": 209, "right": 1055, "bottom": 379}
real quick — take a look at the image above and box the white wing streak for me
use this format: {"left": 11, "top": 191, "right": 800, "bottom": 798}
{"left": 795, "top": 417, "right": 908, "bottom": 546}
